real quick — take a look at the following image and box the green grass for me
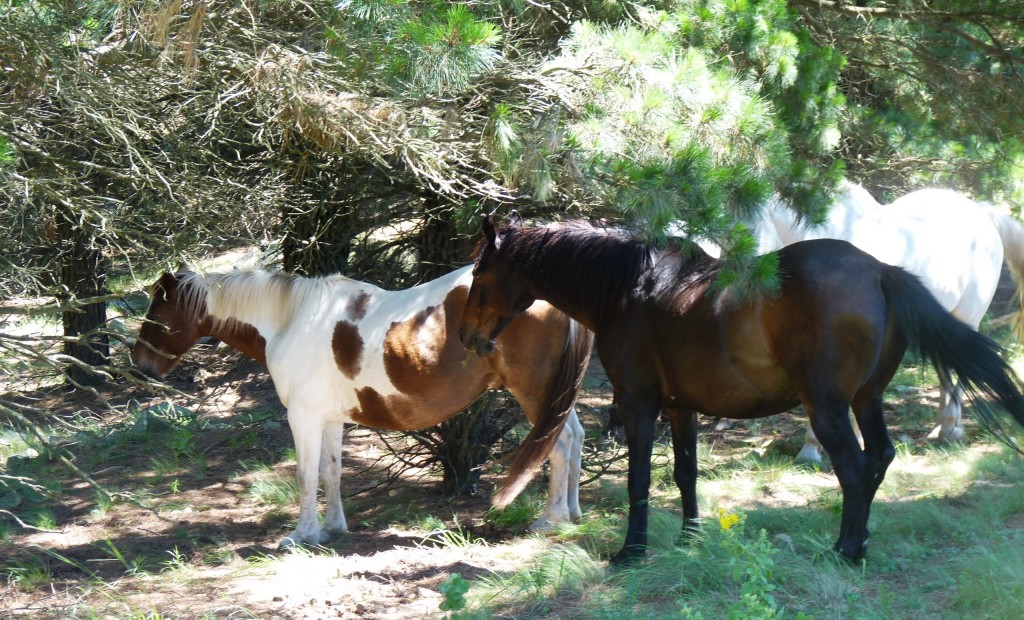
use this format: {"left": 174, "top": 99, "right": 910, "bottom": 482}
{"left": 1, "top": 553, "right": 52, "bottom": 593}
{"left": 952, "top": 545, "right": 1024, "bottom": 618}
{"left": 416, "top": 520, "right": 486, "bottom": 550}
{"left": 485, "top": 492, "right": 544, "bottom": 530}
{"left": 454, "top": 439, "right": 1024, "bottom": 620}
{"left": 247, "top": 474, "right": 299, "bottom": 507}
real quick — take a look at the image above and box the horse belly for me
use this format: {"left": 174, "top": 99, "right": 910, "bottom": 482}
{"left": 656, "top": 317, "right": 797, "bottom": 418}
{"left": 667, "top": 357, "right": 797, "bottom": 419}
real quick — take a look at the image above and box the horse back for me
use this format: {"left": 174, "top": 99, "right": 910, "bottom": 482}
{"left": 272, "top": 267, "right": 577, "bottom": 432}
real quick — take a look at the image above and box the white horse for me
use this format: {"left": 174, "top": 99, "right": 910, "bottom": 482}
{"left": 133, "top": 266, "right": 593, "bottom": 547}
{"left": 752, "top": 181, "right": 1024, "bottom": 461}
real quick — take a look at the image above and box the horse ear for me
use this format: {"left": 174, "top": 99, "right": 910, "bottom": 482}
{"left": 508, "top": 210, "right": 524, "bottom": 229}
{"left": 157, "top": 272, "right": 177, "bottom": 289}
{"left": 154, "top": 272, "right": 179, "bottom": 299}
{"left": 483, "top": 213, "right": 498, "bottom": 247}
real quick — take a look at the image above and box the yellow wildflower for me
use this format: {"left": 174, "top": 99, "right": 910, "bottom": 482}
{"left": 717, "top": 509, "right": 740, "bottom": 531}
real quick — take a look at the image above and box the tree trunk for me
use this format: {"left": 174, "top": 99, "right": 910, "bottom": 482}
{"left": 279, "top": 161, "right": 361, "bottom": 277}
{"left": 57, "top": 212, "right": 109, "bottom": 387}
{"left": 415, "top": 197, "right": 512, "bottom": 497}
{"left": 417, "top": 198, "right": 473, "bottom": 282}
{"left": 435, "top": 393, "right": 521, "bottom": 498}
{"left": 281, "top": 200, "right": 355, "bottom": 277}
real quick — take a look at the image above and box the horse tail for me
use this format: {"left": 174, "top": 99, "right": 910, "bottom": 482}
{"left": 492, "top": 318, "right": 593, "bottom": 509}
{"left": 986, "top": 208, "right": 1024, "bottom": 340}
{"left": 881, "top": 266, "right": 1024, "bottom": 453}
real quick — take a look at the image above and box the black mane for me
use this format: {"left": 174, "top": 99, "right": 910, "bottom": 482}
{"left": 497, "top": 223, "right": 720, "bottom": 324}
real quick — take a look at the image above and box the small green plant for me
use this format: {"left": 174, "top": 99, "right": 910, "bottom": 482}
{"left": 170, "top": 428, "right": 197, "bottom": 458}
{"left": 712, "top": 509, "right": 811, "bottom": 620}
{"left": 484, "top": 495, "right": 541, "bottom": 530}
{"left": 150, "top": 454, "right": 180, "bottom": 481}
{"left": 228, "top": 428, "right": 260, "bottom": 454}
{"left": 90, "top": 490, "right": 115, "bottom": 520}
{"left": 98, "top": 536, "right": 151, "bottom": 576}
{"left": 438, "top": 572, "right": 488, "bottom": 619}
{"left": 417, "top": 521, "right": 482, "bottom": 550}
{"left": 28, "top": 507, "right": 57, "bottom": 531}
{"left": 248, "top": 475, "right": 299, "bottom": 506}
{"left": 2, "top": 554, "right": 51, "bottom": 593}
{"left": 440, "top": 572, "right": 469, "bottom": 614}
{"left": 162, "top": 546, "right": 191, "bottom": 573}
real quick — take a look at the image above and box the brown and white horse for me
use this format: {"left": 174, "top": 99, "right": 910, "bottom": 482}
{"left": 132, "top": 266, "right": 592, "bottom": 547}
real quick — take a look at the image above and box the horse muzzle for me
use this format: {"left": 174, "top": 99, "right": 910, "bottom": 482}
{"left": 130, "top": 347, "right": 174, "bottom": 380}
{"left": 462, "top": 325, "right": 497, "bottom": 354}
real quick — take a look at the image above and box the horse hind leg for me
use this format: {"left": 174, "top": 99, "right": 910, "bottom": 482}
{"left": 851, "top": 393, "right": 895, "bottom": 530}
{"left": 564, "top": 407, "right": 584, "bottom": 522}
{"left": 931, "top": 365, "right": 965, "bottom": 441}
{"left": 798, "top": 413, "right": 864, "bottom": 463}
{"left": 530, "top": 407, "right": 584, "bottom": 531}
{"left": 796, "top": 423, "right": 826, "bottom": 463}
{"left": 320, "top": 421, "right": 348, "bottom": 536}
{"left": 805, "top": 392, "right": 870, "bottom": 562}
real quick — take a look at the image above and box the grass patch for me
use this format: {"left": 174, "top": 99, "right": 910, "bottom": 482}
{"left": 1, "top": 552, "right": 52, "bottom": 593}
{"left": 485, "top": 492, "right": 544, "bottom": 530}
{"left": 248, "top": 474, "right": 298, "bottom": 507}
{"left": 953, "top": 545, "right": 1024, "bottom": 618}
{"left": 455, "top": 439, "right": 1024, "bottom": 620}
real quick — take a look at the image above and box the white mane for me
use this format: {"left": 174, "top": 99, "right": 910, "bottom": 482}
{"left": 179, "top": 270, "right": 357, "bottom": 330}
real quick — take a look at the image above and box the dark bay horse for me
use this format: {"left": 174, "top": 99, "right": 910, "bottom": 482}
{"left": 132, "top": 265, "right": 592, "bottom": 547}
{"left": 459, "top": 215, "right": 1024, "bottom": 564}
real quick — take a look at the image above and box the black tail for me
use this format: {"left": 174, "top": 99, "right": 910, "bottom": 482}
{"left": 493, "top": 318, "right": 593, "bottom": 509}
{"left": 881, "top": 266, "right": 1024, "bottom": 453}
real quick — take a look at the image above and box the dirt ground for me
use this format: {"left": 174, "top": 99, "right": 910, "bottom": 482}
{"left": 0, "top": 343, "right": 942, "bottom": 619}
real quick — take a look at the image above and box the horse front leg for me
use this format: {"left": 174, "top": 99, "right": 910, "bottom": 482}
{"left": 611, "top": 393, "right": 660, "bottom": 565}
{"left": 280, "top": 405, "right": 329, "bottom": 548}
{"left": 665, "top": 408, "right": 699, "bottom": 537}
{"left": 320, "top": 421, "right": 348, "bottom": 536}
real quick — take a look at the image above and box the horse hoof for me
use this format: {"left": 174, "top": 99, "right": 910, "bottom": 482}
{"left": 278, "top": 536, "right": 299, "bottom": 549}
{"left": 795, "top": 445, "right": 825, "bottom": 464}
{"left": 529, "top": 517, "right": 556, "bottom": 532}
{"left": 937, "top": 425, "right": 965, "bottom": 442}
{"left": 833, "top": 541, "right": 867, "bottom": 564}
{"left": 279, "top": 530, "right": 329, "bottom": 549}
{"left": 609, "top": 546, "right": 646, "bottom": 566}
{"left": 678, "top": 524, "right": 701, "bottom": 546}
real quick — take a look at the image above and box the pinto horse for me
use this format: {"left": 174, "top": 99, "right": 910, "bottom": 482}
{"left": 459, "top": 215, "right": 1024, "bottom": 564}
{"left": 749, "top": 181, "right": 1024, "bottom": 460}
{"left": 132, "top": 266, "right": 592, "bottom": 547}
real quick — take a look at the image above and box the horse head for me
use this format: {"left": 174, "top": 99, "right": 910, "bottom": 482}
{"left": 459, "top": 212, "right": 534, "bottom": 356}
{"left": 131, "top": 272, "right": 208, "bottom": 378}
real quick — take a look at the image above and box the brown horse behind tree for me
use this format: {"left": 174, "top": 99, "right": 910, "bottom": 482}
{"left": 459, "top": 215, "right": 1024, "bottom": 564}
